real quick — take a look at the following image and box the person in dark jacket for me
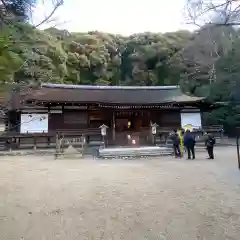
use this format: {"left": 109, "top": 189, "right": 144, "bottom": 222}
{"left": 184, "top": 130, "right": 196, "bottom": 160}
{"left": 170, "top": 129, "right": 181, "bottom": 158}
{"left": 205, "top": 132, "right": 216, "bottom": 159}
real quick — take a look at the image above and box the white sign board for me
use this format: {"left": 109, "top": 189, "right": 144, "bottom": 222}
{"left": 181, "top": 112, "right": 202, "bottom": 129}
{"left": 20, "top": 113, "right": 48, "bottom": 133}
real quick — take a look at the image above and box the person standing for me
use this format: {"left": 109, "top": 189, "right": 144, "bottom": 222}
{"left": 205, "top": 132, "right": 216, "bottom": 159}
{"left": 184, "top": 130, "right": 196, "bottom": 160}
{"left": 178, "top": 129, "right": 185, "bottom": 157}
{"left": 170, "top": 129, "right": 181, "bottom": 158}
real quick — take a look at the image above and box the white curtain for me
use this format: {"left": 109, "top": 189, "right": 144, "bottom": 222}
{"left": 180, "top": 112, "right": 202, "bottom": 129}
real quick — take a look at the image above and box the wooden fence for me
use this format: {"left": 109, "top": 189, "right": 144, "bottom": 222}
{"left": 0, "top": 125, "right": 224, "bottom": 151}
{"left": 0, "top": 128, "right": 100, "bottom": 151}
{"left": 55, "top": 133, "right": 86, "bottom": 159}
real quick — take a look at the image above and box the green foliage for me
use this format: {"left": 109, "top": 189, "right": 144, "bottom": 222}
{"left": 3, "top": 0, "right": 37, "bottom": 19}
{"left": 0, "top": 26, "right": 194, "bottom": 86}
{"left": 0, "top": 23, "right": 240, "bottom": 133}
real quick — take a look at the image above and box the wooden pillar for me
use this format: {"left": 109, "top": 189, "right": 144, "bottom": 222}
{"left": 86, "top": 106, "right": 90, "bottom": 143}
{"left": 150, "top": 120, "right": 152, "bottom": 143}
{"left": 112, "top": 111, "right": 115, "bottom": 141}
{"left": 4, "top": 113, "right": 9, "bottom": 132}
{"left": 47, "top": 105, "right": 50, "bottom": 134}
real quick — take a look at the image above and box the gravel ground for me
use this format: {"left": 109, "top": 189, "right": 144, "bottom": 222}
{"left": 0, "top": 147, "right": 240, "bottom": 240}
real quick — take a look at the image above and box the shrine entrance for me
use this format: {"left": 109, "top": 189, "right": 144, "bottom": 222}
{"left": 114, "top": 110, "right": 151, "bottom": 146}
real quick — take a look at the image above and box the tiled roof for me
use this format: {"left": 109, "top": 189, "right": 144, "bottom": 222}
{"left": 24, "top": 84, "right": 204, "bottom": 105}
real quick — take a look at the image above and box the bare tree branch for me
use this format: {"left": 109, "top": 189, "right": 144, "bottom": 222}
{"left": 34, "top": 0, "right": 63, "bottom": 28}
{"left": 181, "top": 1, "right": 239, "bottom": 96}
{"left": 0, "top": 0, "right": 64, "bottom": 28}
{"left": 185, "top": 0, "right": 240, "bottom": 27}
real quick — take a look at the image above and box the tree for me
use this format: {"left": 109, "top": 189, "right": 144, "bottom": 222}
{"left": 0, "top": 0, "right": 64, "bottom": 91}
{"left": 0, "top": 1, "right": 64, "bottom": 121}
{"left": 180, "top": 25, "right": 236, "bottom": 95}
{"left": 1, "top": 18, "right": 240, "bottom": 133}
{"left": 0, "top": 0, "right": 64, "bottom": 27}
{"left": 185, "top": 0, "right": 240, "bottom": 27}
{"left": 185, "top": 1, "right": 240, "bottom": 133}
{"left": 201, "top": 38, "right": 240, "bottom": 134}
{"left": 183, "top": 1, "right": 240, "bottom": 93}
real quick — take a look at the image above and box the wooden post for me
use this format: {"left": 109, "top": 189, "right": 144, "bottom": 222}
{"left": 112, "top": 111, "right": 115, "bottom": 141}
{"left": 55, "top": 132, "right": 59, "bottom": 159}
{"left": 33, "top": 136, "right": 37, "bottom": 150}
{"left": 236, "top": 127, "right": 240, "bottom": 170}
{"left": 86, "top": 108, "right": 90, "bottom": 144}
{"left": 4, "top": 113, "right": 9, "bottom": 132}
{"left": 103, "top": 135, "right": 105, "bottom": 148}
{"left": 153, "top": 134, "right": 156, "bottom": 145}
{"left": 81, "top": 134, "right": 85, "bottom": 157}
{"left": 236, "top": 136, "right": 240, "bottom": 170}
{"left": 149, "top": 120, "right": 152, "bottom": 143}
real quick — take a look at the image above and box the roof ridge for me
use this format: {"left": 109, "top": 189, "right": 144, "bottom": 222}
{"left": 41, "top": 83, "right": 180, "bottom": 90}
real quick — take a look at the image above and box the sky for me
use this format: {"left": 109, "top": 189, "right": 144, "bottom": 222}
{"left": 33, "top": 0, "right": 194, "bottom": 35}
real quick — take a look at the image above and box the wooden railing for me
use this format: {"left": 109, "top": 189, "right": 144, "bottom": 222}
{"left": 0, "top": 125, "right": 224, "bottom": 151}
{"left": 202, "top": 125, "right": 223, "bottom": 132}
{"left": 0, "top": 128, "right": 102, "bottom": 151}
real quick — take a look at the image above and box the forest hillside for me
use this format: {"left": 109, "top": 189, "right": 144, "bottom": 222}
{"left": 1, "top": 23, "right": 240, "bottom": 133}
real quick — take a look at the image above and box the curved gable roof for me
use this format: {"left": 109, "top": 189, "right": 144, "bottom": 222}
{"left": 24, "top": 84, "right": 204, "bottom": 105}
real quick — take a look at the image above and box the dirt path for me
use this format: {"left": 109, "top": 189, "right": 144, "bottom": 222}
{"left": 0, "top": 147, "right": 240, "bottom": 240}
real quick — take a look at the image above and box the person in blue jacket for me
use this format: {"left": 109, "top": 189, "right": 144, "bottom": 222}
{"left": 184, "top": 130, "right": 196, "bottom": 160}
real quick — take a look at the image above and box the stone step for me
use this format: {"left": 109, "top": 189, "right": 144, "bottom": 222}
{"left": 98, "top": 146, "right": 173, "bottom": 159}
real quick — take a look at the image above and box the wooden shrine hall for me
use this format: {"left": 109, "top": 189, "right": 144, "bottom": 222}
{"left": 5, "top": 83, "right": 218, "bottom": 146}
